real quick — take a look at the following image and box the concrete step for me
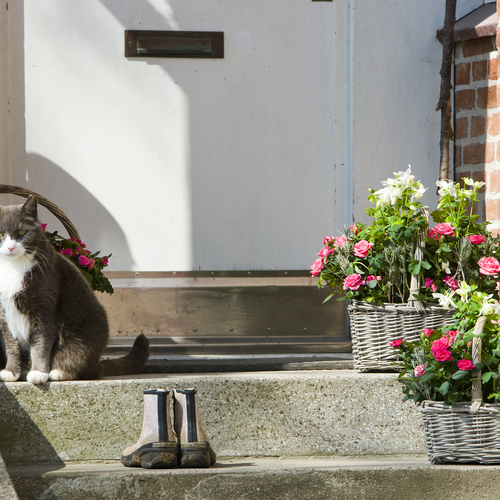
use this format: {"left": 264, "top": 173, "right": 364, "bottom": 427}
{"left": 0, "top": 370, "right": 425, "bottom": 464}
{"left": 7, "top": 456, "right": 500, "bottom": 500}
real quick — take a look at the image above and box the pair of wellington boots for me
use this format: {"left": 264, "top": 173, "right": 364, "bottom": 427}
{"left": 122, "top": 388, "right": 216, "bottom": 469}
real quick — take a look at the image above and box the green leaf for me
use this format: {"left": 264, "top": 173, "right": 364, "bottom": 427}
{"left": 482, "top": 372, "right": 494, "bottom": 384}
{"left": 438, "top": 381, "right": 450, "bottom": 395}
{"left": 452, "top": 370, "right": 469, "bottom": 380}
{"left": 322, "top": 294, "right": 334, "bottom": 304}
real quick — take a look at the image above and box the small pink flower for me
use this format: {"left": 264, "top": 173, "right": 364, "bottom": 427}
{"left": 60, "top": 248, "right": 73, "bottom": 257}
{"left": 366, "top": 275, "right": 377, "bottom": 282}
{"left": 422, "top": 329, "right": 434, "bottom": 337}
{"left": 414, "top": 364, "right": 426, "bottom": 377}
{"left": 443, "top": 276, "right": 459, "bottom": 291}
{"left": 446, "top": 330, "right": 458, "bottom": 343}
{"left": 78, "top": 254, "right": 93, "bottom": 269}
{"left": 431, "top": 284, "right": 437, "bottom": 292}
{"left": 468, "top": 234, "right": 485, "bottom": 245}
{"left": 457, "top": 359, "right": 475, "bottom": 371}
{"left": 40, "top": 223, "right": 47, "bottom": 232}
{"left": 102, "top": 258, "right": 109, "bottom": 267}
{"left": 432, "top": 348, "right": 453, "bottom": 362}
{"left": 310, "top": 257, "right": 324, "bottom": 277}
{"left": 434, "top": 222, "right": 455, "bottom": 236}
{"left": 390, "top": 339, "right": 403, "bottom": 348}
{"left": 478, "top": 257, "right": 500, "bottom": 276}
{"left": 317, "top": 246, "right": 335, "bottom": 259}
{"left": 353, "top": 240, "right": 374, "bottom": 258}
{"left": 349, "top": 224, "right": 361, "bottom": 235}
{"left": 431, "top": 337, "right": 450, "bottom": 350}
{"left": 343, "top": 273, "right": 363, "bottom": 291}
{"left": 323, "top": 235, "right": 335, "bottom": 245}
{"left": 335, "top": 235, "right": 347, "bottom": 247}
{"left": 424, "top": 278, "right": 434, "bottom": 288}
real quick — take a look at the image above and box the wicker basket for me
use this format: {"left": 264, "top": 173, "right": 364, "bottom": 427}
{"left": 348, "top": 300, "right": 455, "bottom": 372}
{"left": 0, "top": 184, "right": 79, "bottom": 239}
{"left": 420, "top": 317, "right": 500, "bottom": 464}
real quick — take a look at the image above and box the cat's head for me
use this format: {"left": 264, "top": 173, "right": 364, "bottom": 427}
{"left": 0, "top": 196, "right": 44, "bottom": 259}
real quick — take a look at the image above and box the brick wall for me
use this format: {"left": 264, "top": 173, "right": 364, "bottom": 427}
{"left": 454, "top": 35, "right": 500, "bottom": 231}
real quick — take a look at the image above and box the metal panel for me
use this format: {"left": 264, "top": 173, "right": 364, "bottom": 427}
{"left": 125, "top": 30, "right": 224, "bottom": 58}
{"left": 97, "top": 271, "right": 350, "bottom": 355}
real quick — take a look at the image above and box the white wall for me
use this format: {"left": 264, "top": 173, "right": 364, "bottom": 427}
{"left": 4, "top": 0, "right": 335, "bottom": 271}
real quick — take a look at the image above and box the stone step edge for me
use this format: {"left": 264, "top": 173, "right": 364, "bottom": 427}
{"left": 8, "top": 455, "right": 500, "bottom": 500}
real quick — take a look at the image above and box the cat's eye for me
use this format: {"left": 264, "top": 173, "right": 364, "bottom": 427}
{"left": 18, "top": 229, "right": 26, "bottom": 236}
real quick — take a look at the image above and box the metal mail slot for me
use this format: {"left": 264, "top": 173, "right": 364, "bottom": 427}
{"left": 125, "top": 30, "right": 224, "bottom": 58}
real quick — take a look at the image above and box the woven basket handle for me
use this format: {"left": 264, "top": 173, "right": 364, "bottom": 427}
{"left": 407, "top": 206, "right": 430, "bottom": 313}
{"left": 0, "top": 184, "right": 80, "bottom": 240}
{"left": 470, "top": 315, "right": 488, "bottom": 414}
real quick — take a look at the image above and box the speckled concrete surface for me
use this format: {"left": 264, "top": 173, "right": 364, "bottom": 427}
{"left": 8, "top": 456, "right": 500, "bottom": 500}
{"left": 0, "top": 451, "right": 18, "bottom": 500}
{"left": 0, "top": 370, "right": 426, "bottom": 463}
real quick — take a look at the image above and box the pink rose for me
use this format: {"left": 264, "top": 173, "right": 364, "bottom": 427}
{"left": 424, "top": 278, "right": 434, "bottom": 288}
{"left": 446, "top": 330, "right": 458, "bottom": 343}
{"left": 323, "top": 235, "right": 335, "bottom": 245}
{"left": 414, "top": 364, "right": 426, "bottom": 377}
{"left": 78, "top": 254, "right": 93, "bottom": 269}
{"left": 431, "top": 337, "right": 450, "bottom": 350}
{"left": 343, "top": 273, "right": 363, "bottom": 291}
{"left": 335, "top": 235, "right": 347, "bottom": 247}
{"left": 478, "top": 257, "right": 500, "bottom": 276}
{"left": 443, "top": 276, "right": 459, "bottom": 290}
{"left": 457, "top": 359, "right": 475, "bottom": 371}
{"left": 432, "top": 348, "right": 453, "bottom": 362}
{"left": 40, "top": 223, "right": 47, "bottom": 232}
{"left": 353, "top": 240, "right": 374, "bottom": 258}
{"left": 317, "top": 246, "right": 335, "bottom": 259}
{"left": 468, "top": 235, "right": 485, "bottom": 245}
{"left": 366, "top": 275, "right": 376, "bottom": 282}
{"left": 427, "top": 228, "right": 440, "bottom": 241}
{"left": 434, "top": 222, "right": 455, "bottom": 236}
{"left": 349, "top": 224, "right": 361, "bottom": 235}
{"left": 390, "top": 339, "right": 403, "bottom": 348}
{"left": 422, "top": 329, "right": 434, "bottom": 337}
{"left": 310, "top": 257, "right": 324, "bottom": 277}
{"left": 102, "top": 258, "right": 109, "bottom": 267}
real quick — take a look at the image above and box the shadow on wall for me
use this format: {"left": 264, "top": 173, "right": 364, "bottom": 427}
{"left": 0, "top": 153, "right": 135, "bottom": 270}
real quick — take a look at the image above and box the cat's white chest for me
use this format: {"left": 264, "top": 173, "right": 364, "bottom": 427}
{"left": 0, "top": 256, "right": 33, "bottom": 350}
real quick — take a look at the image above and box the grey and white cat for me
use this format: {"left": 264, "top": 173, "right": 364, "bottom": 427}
{"left": 0, "top": 196, "right": 149, "bottom": 384}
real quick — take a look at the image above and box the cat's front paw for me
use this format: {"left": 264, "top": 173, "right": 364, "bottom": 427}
{"left": 0, "top": 370, "right": 20, "bottom": 382}
{"left": 49, "top": 369, "right": 70, "bottom": 381}
{"left": 27, "top": 370, "right": 49, "bottom": 384}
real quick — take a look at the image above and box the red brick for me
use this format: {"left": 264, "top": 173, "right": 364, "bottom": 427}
{"left": 455, "top": 145, "right": 463, "bottom": 168}
{"left": 463, "top": 142, "right": 495, "bottom": 165}
{"left": 473, "top": 170, "right": 486, "bottom": 186}
{"left": 473, "top": 60, "right": 488, "bottom": 81}
{"left": 489, "top": 170, "right": 500, "bottom": 193}
{"left": 485, "top": 198, "right": 499, "bottom": 221}
{"left": 489, "top": 56, "right": 498, "bottom": 81}
{"left": 463, "top": 37, "right": 495, "bottom": 58}
{"left": 477, "top": 86, "right": 498, "bottom": 109}
{"left": 455, "top": 62, "right": 471, "bottom": 85}
{"left": 455, "top": 89, "right": 476, "bottom": 111}
{"left": 488, "top": 112, "right": 500, "bottom": 136}
{"left": 455, "top": 171, "right": 471, "bottom": 186}
{"left": 455, "top": 117, "right": 468, "bottom": 140}
{"left": 471, "top": 115, "right": 486, "bottom": 137}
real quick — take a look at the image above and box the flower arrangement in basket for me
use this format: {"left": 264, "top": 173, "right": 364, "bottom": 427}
{"left": 44, "top": 226, "right": 113, "bottom": 294}
{"left": 391, "top": 290, "right": 500, "bottom": 464}
{"left": 311, "top": 166, "right": 500, "bottom": 371}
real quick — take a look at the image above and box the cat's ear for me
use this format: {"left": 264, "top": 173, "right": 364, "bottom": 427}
{"left": 21, "top": 195, "right": 38, "bottom": 219}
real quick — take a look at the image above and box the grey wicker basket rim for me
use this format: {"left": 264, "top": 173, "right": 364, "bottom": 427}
{"left": 0, "top": 184, "right": 79, "bottom": 240}
{"left": 420, "top": 401, "right": 500, "bottom": 411}
{"left": 348, "top": 300, "right": 453, "bottom": 315}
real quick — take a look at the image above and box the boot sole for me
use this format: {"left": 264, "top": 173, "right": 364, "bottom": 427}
{"left": 179, "top": 442, "right": 217, "bottom": 468}
{"left": 122, "top": 442, "right": 179, "bottom": 469}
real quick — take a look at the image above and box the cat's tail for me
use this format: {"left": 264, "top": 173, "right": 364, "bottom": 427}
{"left": 101, "top": 334, "right": 150, "bottom": 377}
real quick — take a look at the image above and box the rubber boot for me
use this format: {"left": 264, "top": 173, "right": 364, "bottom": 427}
{"left": 173, "top": 388, "right": 216, "bottom": 468}
{"left": 122, "top": 389, "right": 178, "bottom": 468}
